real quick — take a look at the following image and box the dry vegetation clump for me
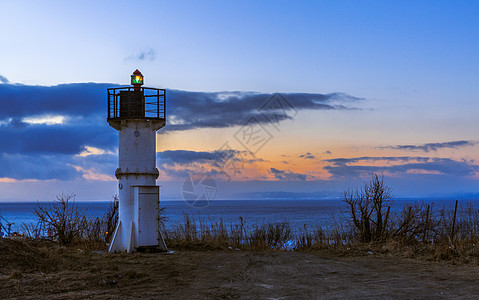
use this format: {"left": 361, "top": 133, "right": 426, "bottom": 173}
{"left": 163, "top": 214, "right": 242, "bottom": 250}
{"left": 162, "top": 214, "right": 293, "bottom": 251}
{"left": 330, "top": 174, "right": 479, "bottom": 262}
{"left": 0, "top": 238, "right": 63, "bottom": 273}
{"left": 247, "top": 221, "right": 292, "bottom": 250}
{"left": 22, "top": 193, "right": 119, "bottom": 250}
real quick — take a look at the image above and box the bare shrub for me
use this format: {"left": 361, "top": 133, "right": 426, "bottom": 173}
{"left": 392, "top": 202, "right": 435, "bottom": 241}
{"left": 34, "top": 193, "right": 84, "bottom": 245}
{"left": 81, "top": 216, "right": 103, "bottom": 242}
{"left": 343, "top": 174, "right": 392, "bottom": 242}
{"left": 30, "top": 193, "right": 121, "bottom": 250}
{"left": 340, "top": 175, "right": 479, "bottom": 261}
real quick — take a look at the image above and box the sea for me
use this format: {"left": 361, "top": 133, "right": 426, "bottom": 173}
{"left": 1, "top": 198, "right": 478, "bottom": 236}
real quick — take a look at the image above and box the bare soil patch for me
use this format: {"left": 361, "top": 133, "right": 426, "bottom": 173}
{"left": 1, "top": 239, "right": 479, "bottom": 299}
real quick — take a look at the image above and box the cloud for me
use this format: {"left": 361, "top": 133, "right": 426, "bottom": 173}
{"left": 0, "top": 123, "right": 115, "bottom": 155}
{"left": 0, "top": 83, "right": 362, "bottom": 156}
{"left": 0, "top": 82, "right": 362, "bottom": 180}
{"left": 379, "top": 140, "right": 475, "bottom": 152}
{"left": 165, "top": 91, "right": 362, "bottom": 132}
{"left": 324, "top": 156, "right": 479, "bottom": 178}
{"left": 157, "top": 150, "right": 222, "bottom": 179}
{"left": 156, "top": 149, "right": 246, "bottom": 179}
{"left": 158, "top": 150, "right": 220, "bottom": 166}
{"left": 324, "top": 156, "right": 429, "bottom": 165}
{"left": 268, "top": 167, "right": 310, "bottom": 181}
{"left": 0, "top": 75, "right": 9, "bottom": 84}
{"left": 0, "top": 153, "right": 81, "bottom": 180}
{"left": 72, "top": 152, "right": 117, "bottom": 176}
{"left": 155, "top": 149, "right": 272, "bottom": 180}
{"left": 157, "top": 149, "right": 266, "bottom": 166}
{"left": 0, "top": 83, "right": 110, "bottom": 119}
{"left": 299, "top": 152, "right": 316, "bottom": 159}
{"left": 0, "top": 149, "right": 117, "bottom": 181}
{"left": 126, "top": 48, "right": 155, "bottom": 61}
{"left": 0, "top": 83, "right": 120, "bottom": 155}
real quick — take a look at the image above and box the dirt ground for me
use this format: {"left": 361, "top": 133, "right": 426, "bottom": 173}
{"left": 1, "top": 240, "right": 479, "bottom": 299}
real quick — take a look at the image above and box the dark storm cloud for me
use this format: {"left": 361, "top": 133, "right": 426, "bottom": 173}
{"left": 0, "top": 75, "right": 9, "bottom": 84}
{"left": 165, "top": 90, "right": 362, "bottom": 131}
{"left": 324, "top": 156, "right": 479, "bottom": 178}
{"left": 268, "top": 167, "right": 310, "bottom": 181}
{"left": 379, "top": 140, "right": 475, "bottom": 152}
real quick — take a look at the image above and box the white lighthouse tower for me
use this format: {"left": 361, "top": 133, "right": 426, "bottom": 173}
{"left": 107, "top": 70, "right": 167, "bottom": 252}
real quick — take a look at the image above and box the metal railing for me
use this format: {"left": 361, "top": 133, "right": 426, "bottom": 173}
{"left": 107, "top": 87, "right": 166, "bottom": 120}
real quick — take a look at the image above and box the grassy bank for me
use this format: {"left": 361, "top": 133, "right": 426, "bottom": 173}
{"left": 160, "top": 201, "right": 479, "bottom": 263}
{"left": 9, "top": 176, "right": 479, "bottom": 263}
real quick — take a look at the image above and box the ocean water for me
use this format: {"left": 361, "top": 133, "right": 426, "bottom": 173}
{"left": 1, "top": 198, "right": 478, "bottom": 235}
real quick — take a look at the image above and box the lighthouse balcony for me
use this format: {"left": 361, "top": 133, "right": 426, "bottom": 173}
{"left": 107, "top": 87, "right": 166, "bottom": 129}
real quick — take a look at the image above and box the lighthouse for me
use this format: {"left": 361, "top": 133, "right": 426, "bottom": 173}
{"left": 107, "top": 70, "right": 167, "bottom": 252}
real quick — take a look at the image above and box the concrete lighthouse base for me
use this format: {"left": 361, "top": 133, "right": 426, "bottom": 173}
{"left": 108, "top": 185, "right": 168, "bottom": 252}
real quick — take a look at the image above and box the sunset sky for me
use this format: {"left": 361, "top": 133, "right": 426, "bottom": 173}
{"left": 1, "top": 1, "right": 479, "bottom": 201}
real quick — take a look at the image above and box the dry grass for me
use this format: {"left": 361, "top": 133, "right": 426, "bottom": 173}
{"left": 0, "top": 238, "right": 63, "bottom": 273}
{"left": 158, "top": 201, "right": 479, "bottom": 264}
{"left": 162, "top": 213, "right": 293, "bottom": 251}
{"left": 13, "top": 189, "right": 479, "bottom": 264}
{"left": 15, "top": 200, "right": 479, "bottom": 264}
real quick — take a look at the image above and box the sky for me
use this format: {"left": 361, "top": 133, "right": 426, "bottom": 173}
{"left": 1, "top": 1, "right": 479, "bottom": 201}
